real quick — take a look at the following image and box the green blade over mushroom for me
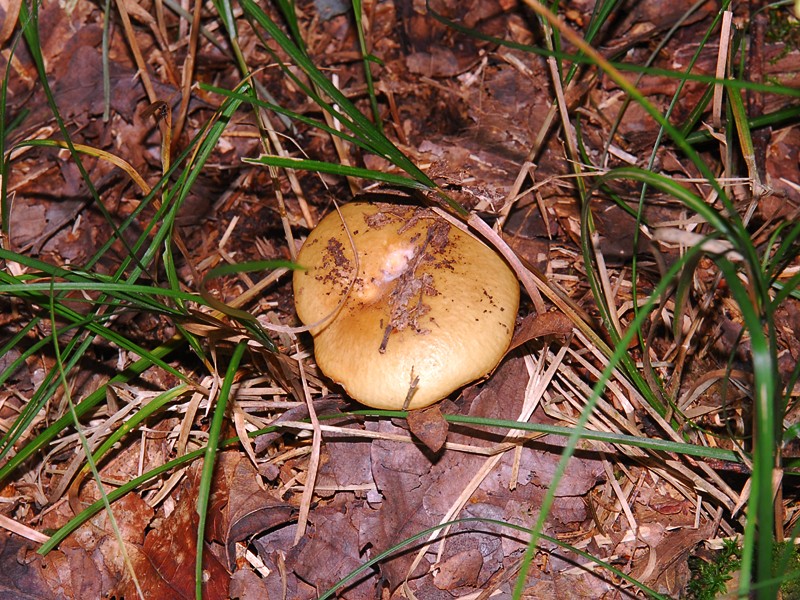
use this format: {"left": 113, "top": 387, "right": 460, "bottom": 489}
{"left": 293, "top": 202, "right": 520, "bottom": 410}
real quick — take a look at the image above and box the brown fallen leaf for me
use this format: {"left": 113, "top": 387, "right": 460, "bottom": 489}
{"left": 433, "top": 547, "right": 483, "bottom": 590}
{"left": 358, "top": 423, "right": 451, "bottom": 589}
{"left": 0, "top": 533, "right": 58, "bottom": 599}
{"left": 29, "top": 489, "right": 155, "bottom": 596}
{"left": 207, "top": 452, "right": 296, "bottom": 569}
{"left": 113, "top": 465, "right": 230, "bottom": 600}
{"left": 291, "top": 495, "right": 378, "bottom": 599}
{"left": 351, "top": 356, "right": 605, "bottom": 592}
{"left": 253, "top": 397, "right": 343, "bottom": 454}
{"left": 406, "top": 404, "right": 448, "bottom": 454}
{"left": 315, "top": 420, "right": 375, "bottom": 496}
{"left": 251, "top": 522, "right": 318, "bottom": 599}
{"left": 507, "top": 310, "right": 575, "bottom": 352}
{"left": 632, "top": 522, "right": 715, "bottom": 596}
{"left": 228, "top": 568, "right": 272, "bottom": 600}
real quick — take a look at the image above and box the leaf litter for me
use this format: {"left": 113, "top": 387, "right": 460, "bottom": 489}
{"left": 1, "top": 0, "right": 799, "bottom": 597}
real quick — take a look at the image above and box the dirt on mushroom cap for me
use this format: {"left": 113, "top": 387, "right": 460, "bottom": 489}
{"left": 293, "top": 202, "right": 520, "bottom": 410}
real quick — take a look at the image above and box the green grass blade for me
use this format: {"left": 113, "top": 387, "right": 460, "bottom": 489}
{"left": 87, "top": 385, "right": 190, "bottom": 469}
{"left": 243, "top": 155, "right": 431, "bottom": 190}
{"left": 345, "top": 411, "right": 743, "bottom": 462}
{"left": 0, "top": 323, "right": 92, "bottom": 460}
{"left": 0, "top": 20, "right": 25, "bottom": 235}
{"left": 195, "top": 342, "right": 246, "bottom": 599}
{"left": 235, "top": 0, "right": 469, "bottom": 217}
{"left": 17, "top": 1, "right": 150, "bottom": 269}
{"left": 38, "top": 436, "right": 212, "bottom": 555}
{"left": 0, "top": 337, "right": 184, "bottom": 482}
{"left": 239, "top": 0, "right": 418, "bottom": 169}
{"left": 511, "top": 239, "right": 713, "bottom": 598}
{"left": 101, "top": 0, "right": 112, "bottom": 121}
{"left": 686, "top": 104, "right": 800, "bottom": 144}
{"left": 715, "top": 256, "right": 778, "bottom": 598}
{"left": 352, "top": 0, "right": 383, "bottom": 127}
{"left": 320, "top": 517, "right": 669, "bottom": 600}
{"left": 425, "top": 2, "right": 800, "bottom": 99}
{"left": 46, "top": 279, "right": 143, "bottom": 594}
{"left": 38, "top": 420, "right": 291, "bottom": 555}
{"left": 728, "top": 83, "right": 765, "bottom": 195}
{"left": 200, "top": 81, "right": 371, "bottom": 148}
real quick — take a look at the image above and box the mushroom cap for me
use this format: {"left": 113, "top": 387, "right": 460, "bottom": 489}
{"left": 293, "top": 202, "right": 519, "bottom": 410}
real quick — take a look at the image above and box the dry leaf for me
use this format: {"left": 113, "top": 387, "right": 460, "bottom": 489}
{"left": 406, "top": 404, "right": 448, "bottom": 454}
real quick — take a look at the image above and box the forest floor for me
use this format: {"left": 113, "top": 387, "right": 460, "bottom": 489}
{"left": 1, "top": 0, "right": 800, "bottom": 598}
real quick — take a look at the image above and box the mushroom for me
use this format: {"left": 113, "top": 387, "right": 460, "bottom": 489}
{"left": 293, "top": 202, "right": 519, "bottom": 410}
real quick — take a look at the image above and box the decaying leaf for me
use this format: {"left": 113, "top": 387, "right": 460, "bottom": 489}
{"left": 406, "top": 403, "right": 449, "bottom": 454}
{"left": 113, "top": 465, "right": 229, "bottom": 600}
{"left": 207, "top": 452, "right": 296, "bottom": 569}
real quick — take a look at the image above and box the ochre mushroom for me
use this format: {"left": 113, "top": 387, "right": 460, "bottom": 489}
{"left": 293, "top": 202, "right": 519, "bottom": 410}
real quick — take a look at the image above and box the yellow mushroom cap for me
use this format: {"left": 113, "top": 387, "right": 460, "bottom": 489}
{"left": 292, "top": 202, "right": 520, "bottom": 410}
